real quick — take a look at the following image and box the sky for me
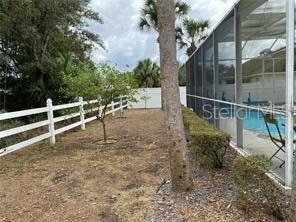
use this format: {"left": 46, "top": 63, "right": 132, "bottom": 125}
{"left": 89, "top": 0, "right": 237, "bottom": 70}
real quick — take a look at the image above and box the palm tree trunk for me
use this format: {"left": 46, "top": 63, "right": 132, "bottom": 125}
{"left": 187, "top": 42, "right": 197, "bottom": 57}
{"left": 161, "top": 86, "right": 165, "bottom": 110}
{"left": 158, "top": 33, "right": 165, "bottom": 111}
{"left": 157, "top": 0, "right": 193, "bottom": 192}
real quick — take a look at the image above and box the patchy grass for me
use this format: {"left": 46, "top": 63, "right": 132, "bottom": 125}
{"left": 113, "top": 186, "right": 155, "bottom": 221}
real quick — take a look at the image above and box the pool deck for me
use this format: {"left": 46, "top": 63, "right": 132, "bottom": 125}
{"left": 219, "top": 118, "right": 285, "bottom": 182}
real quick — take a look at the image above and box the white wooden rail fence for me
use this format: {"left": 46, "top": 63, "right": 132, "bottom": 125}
{"left": 0, "top": 96, "right": 128, "bottom": 157}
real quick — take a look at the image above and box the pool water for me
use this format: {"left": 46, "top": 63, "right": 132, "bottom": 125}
{"left": 219, "top": 106, "right": 286, "bottom": 136}
{"left": 243, "top": 110, "right": 286, "bottom": 136}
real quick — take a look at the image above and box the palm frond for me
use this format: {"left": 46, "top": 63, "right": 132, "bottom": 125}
{"left": 197, "top": 19, "right": 210, "bottom": 33}
{"left": 179, "top": 18, "right": 210, "bottom": 56}
{"left": 139, "top": 0, "right": 158, "bottom": 31}
{"left": 199, "top": 34, "right": 208, "bottom": 42}
{"left": 175, "top": 26, "right": 184, "bottom": 41}
{"left": 183, "top": 18, "right": 199, "bottom": 39}
{"left": 175, "top": 0, "right": 190, "bottom": 17}
{"left": 133, "top": 58, "right": 160, "bottom": 88}
{"left": 175, "top": 26, "right": 184, "bottom": 36}
{"left": 139, "top": 17, "right": 151, "bottom": 30}
{"left": 178, "top": 40, "right": 188, "bottom": 49}
{"left": 176, "top": 26, "right": 188, "bottom": 49}
{"left": 182, "top": 18, "right": 210, "bottom": 44}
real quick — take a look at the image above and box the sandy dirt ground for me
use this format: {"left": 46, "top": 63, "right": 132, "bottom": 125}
{"left": 0, "top": 109, "right": 170, "bottom": 222}
{"left": 0, "top": 109, "right": 286, "bottom": 222}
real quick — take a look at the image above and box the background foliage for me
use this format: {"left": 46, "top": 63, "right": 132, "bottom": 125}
{"left": 0, "top": 0, "right": 104, "bottom": 111}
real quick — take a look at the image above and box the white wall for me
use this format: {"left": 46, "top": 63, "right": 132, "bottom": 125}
{"left": 130, "top": 87, "right": 187, "bottom": 109}
{"left": 216, "top": 80, "right": 286, "bottom": 105}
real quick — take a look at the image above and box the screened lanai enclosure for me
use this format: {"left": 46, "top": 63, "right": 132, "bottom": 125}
{"left": 186, "top": 0, "right": 295, "bottom": 188}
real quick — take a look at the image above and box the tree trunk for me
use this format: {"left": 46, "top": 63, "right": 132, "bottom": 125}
{"left": 161, "top": 86, "right": 165, "bottom": 110}
{"left": 187, "top": 42, "right": 197, "bottom": 57}
{"left": 157, "top": 0, "right": 193, "bottom": 192}
{"left": 102, "top": 119, "right": 107, "bottom": 142}
{"left": 157, "top": 33, "right": 165, "bottom": 111}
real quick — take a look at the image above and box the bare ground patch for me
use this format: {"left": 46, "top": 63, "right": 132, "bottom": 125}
{"left": 0, "top": 109, "right": 169, "bottom": 222}
{"left": 0, "top": 109, "right": 286, "bottom": 222}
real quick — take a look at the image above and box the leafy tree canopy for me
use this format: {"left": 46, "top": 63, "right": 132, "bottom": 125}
{"left": 0, "top": 0, "right": 104, "bottom": 111}
{"left": 63, "top": 63, "right": 138, "bottom": 141}
{"left": 62, "top": 62, "right": 100, "bottom": 101}
{"left": 64, "top": 63, "right": 137, "bottom": 102}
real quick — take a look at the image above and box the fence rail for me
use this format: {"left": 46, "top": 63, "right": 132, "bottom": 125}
{"left": 0, "top": 97, "right": 127, "bottom": 157}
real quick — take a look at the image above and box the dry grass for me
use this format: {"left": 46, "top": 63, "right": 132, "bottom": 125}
{"left": 0, "top": 109, "right": 169, "bottom": 222}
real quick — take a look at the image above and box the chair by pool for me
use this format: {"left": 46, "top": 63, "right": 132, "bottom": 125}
{"left": 263, "top": 113, "right": 296, "bottom": 167}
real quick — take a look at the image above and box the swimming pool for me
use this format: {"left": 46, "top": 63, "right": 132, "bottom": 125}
{"left": 243, "top": 110, "right": 286, "bottom": 136}
{"left": 218, "top": 105, "right": 286, "bottom": 136}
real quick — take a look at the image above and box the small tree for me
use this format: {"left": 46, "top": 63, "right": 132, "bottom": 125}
{"left": 64, "top": 63, "right": 137, "bottom": 142}
{"left": 97, "top": 65, "right": 137, "bottom": 142}
{"left": 140, "top": 95, "right": 152, "bottom": 109}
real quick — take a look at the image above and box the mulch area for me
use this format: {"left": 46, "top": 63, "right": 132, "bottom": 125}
{"left": 145, "top": 144, "right": 288, "bottom": 222}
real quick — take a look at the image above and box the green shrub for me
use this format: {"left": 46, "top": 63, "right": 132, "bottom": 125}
{"left": 182, "top": 106, "right": 230, "bottom": 168}
{"left": 233, "top": 155, "right": 284, "bottom": 220}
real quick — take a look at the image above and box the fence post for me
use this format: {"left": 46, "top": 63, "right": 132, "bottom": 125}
{"left": 79, "top": 97, "right": 85, "bottom": 130}
{"left": 120, "top": 96, "right": 124, "bottom": 117}
{"left": 46, "top": 99, "right": 56, "bottom": 144}
{"left": 111, "top": 100, "right": 115, "bottom": 116}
